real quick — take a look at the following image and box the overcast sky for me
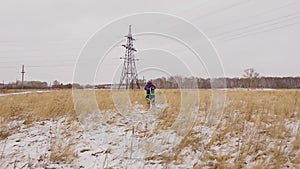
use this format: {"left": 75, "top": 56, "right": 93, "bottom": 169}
{"left": 0, "top": 0, "right": 299, "bottom": 84}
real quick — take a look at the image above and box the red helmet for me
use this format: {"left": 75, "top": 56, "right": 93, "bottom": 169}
{"left": 147, "top": 81, "right": 152, "bottom": 84}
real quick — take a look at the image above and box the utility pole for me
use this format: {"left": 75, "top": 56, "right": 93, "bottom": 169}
{"left": 119, "top": 25, "right": 140, "bottom": 89}
{"left": 21, "top": 65, "right": 25, "bottom": 89}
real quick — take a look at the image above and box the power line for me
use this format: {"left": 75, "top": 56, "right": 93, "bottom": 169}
{"left": 0, "top": 38, "right": 86, "bottom": 44}
{"left": 27, "top": 65, "right": 75, "bottom": 68}
{"left": 0, "top": 66, "right": 19, "bottom": 69}
{"left": 175, "top": 0, "right": 213, "bottom": 16}
{"left": 152, "top": 0, "right": 252, "bottom": 37}
{"left": 224, "top": 22, "right": 300, "bottom": 41}
{"left": 194, "top": 0, "right": 252, "bottom": 20}
{"left": 212, "top": 11, "right": 300, "bottom": 38}
{"left": 207, "top": 0, "right": 300, "bottom": 32}
{"left": 0, "top": 64, "right": 75, "bottom": 69}
{"left": 221, "top": 19, "right": 300, "bottom": 41}
{"left": 219, "top": 16, "right": 300, "bottom": 41}
{"left": 211, "top": 12, "right": 300, "bottom": 41}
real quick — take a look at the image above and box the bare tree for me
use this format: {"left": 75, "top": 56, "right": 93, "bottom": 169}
{"left": 52, "top": 80, "right": 60, "bottom": 87}
{"left": 243, "top": 68, "right": 260, "bottom": 89}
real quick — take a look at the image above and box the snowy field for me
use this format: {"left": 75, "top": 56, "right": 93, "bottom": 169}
{"left": 0, "top": 90, "right": 49, "bottom": 97}
{"left": 0, "top": 89, "right": 299, "bottom": 168}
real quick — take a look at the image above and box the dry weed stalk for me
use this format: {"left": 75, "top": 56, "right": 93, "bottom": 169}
{"left": 49, "top": 117, "right": 78, "bottom": 164}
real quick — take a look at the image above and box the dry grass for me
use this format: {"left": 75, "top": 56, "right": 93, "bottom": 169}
{"left": 190, "top": 89, "right": 299, "bottom": 168}
{"left": 0, "top": 89, "right": 25, "bottom": 94}
{"left": 0, "top": 88, "right": 299, "bottom": 129}
{"left": 0, "top": 89, "right": 299, "bottom": 167}
{"left": 0, "top": 90, "right": 75, "bottom": 121}
{"left": 49, "top": 117, "right": 79, "bottom": 164}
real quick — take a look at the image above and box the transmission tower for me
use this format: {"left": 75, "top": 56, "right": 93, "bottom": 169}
{"left": 119, "top": 25, "right": 140, "bottom": 89}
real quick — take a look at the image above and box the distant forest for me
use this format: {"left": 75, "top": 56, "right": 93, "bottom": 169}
{"left": 2, "top": 76, "right": 300, "bottom": 89}
{"left": 150, "top": 69, "right": 300, "bottom": 89}
{"left": 150, "top": 76, "right": 300, "bottom": 89}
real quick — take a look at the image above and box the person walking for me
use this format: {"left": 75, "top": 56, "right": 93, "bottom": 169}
{"left": 144, "top": 80, "right": 156, "bottom": 104}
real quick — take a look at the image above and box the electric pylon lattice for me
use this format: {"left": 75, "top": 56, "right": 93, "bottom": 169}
{"left": 119, "top": 25, "right": 140, "bottom": 89}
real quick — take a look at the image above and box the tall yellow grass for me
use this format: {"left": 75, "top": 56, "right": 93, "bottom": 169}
{"left": 0, "top": 89, "right": 299, "bottom": 128}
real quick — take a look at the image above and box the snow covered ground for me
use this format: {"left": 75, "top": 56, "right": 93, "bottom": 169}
{"left": 0, "top": 90, "right": 50, "bottom": 97}
{"left": 0, "top": 104, "right": 184, "bottom": 168}
{"left": 0, "top": 104, "right": 299, "bottom": 168}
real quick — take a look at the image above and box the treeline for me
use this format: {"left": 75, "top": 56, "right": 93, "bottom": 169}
{"left": 2, "top": 81, "right": 49, "bottom": 89}
{"left": 0, "top": 80, "right": 108, "bottom": 89}
{"left": 0, "top": 80, "right": 82, "bottom": 89}
{"left": 2, "top": 77, "right": 300, "bottom": 89}
{"left": 151, "top": 76, "right": 300, "bottom": 89}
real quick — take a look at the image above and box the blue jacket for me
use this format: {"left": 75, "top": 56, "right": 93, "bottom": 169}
{"left": 144, "top": 84, "right": 156, "bottom": 95}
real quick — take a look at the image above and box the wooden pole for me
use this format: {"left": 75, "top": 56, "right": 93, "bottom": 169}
{"left": 21, "top": 65, "right": 25, "bottom": 89}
